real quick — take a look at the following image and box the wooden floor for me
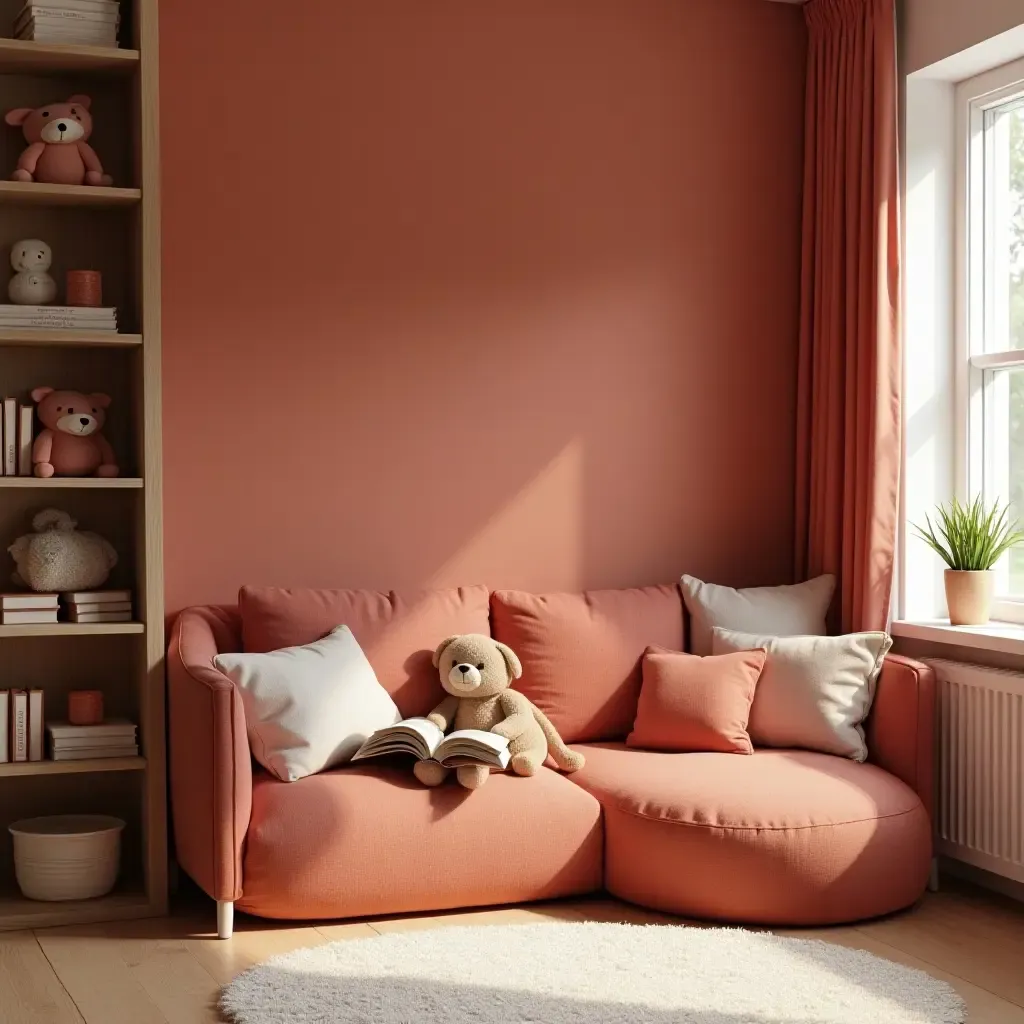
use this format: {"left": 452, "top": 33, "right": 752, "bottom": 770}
{"left": 2, "top": 881, "right": 1024, "bottom": 1022}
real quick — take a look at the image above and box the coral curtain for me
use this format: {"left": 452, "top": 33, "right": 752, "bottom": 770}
{"left": 795, "top": 0, "right": 901, "bottom": 634}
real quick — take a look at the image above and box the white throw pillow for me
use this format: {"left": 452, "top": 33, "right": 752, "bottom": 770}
{"left": 214, "top": 626, "right": 401, "bottom": 782}
{"left": 711, "top": 627, "right": 892, "bottom": 761}
{"left": 680, "top": 574, "right": 835, "bottom": 655}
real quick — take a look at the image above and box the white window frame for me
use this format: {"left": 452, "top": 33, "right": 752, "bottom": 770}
{"left": 955, "top": 57, "right": 1024, "bottom": 623}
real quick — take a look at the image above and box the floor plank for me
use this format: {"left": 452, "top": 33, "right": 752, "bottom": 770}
{"left": 857, "top": 888, "right": 1024, "bottom": 1007}
{"left": 0, "top": 930, "right": 85, "bottom": 1024}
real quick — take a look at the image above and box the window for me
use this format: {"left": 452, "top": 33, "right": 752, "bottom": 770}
{"left": 958, "top": 58, "right": 1024, "bottom": 619}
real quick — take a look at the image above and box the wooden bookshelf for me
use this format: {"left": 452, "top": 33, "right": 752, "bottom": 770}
{"left": 0, "top": 476, "right": 143, "bottom": 488}
{"left": 0, "top": 37, "right": 139, "bottom": 74}
{"left": 0, "top": 622, "right": 144, "bottom": 637}
{"left": 0, "top": 756, "right": 145, "bottom": 778}
{"left": 0, "top": 0, "right": 166, "bottom": 932}
{"left": 0, "top": 329, "right": 142, "bottom": 347}
{"left": 0, "top": 180, "right": 141, "bottom": 208}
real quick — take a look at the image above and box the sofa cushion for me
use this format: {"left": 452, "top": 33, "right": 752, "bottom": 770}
{"left": 491, "top": 587, "right": 685, "bottom": 744}
{"left": 569, "top": 743, "right": 931, "bottom": 925}
{"left": 627, "top": 646, "right": 764, "bottom": 754}
{"left": 239, "top": 586, "right": 491, "bottom": 718}
{"left": 239, "top": 764, "right": 603, "bottom": 920}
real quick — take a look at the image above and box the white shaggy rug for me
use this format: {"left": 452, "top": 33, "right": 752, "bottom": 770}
{"left": 220, "top": 922, "right": 965, "bottom": 1024}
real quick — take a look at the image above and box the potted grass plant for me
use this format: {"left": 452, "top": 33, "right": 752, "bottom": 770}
{"left": 913, "top": 496, "right": 1024, "bottom": 625}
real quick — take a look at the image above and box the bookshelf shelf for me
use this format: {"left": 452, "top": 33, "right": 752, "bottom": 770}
{"left": 0, "top": 329, "right": 141, "bottom": 348}
{"left": 0, "top": 622, "right": 144, "bottom": 637}
{"left": 0, "top": 37, "right": 139, "bottom": 74}
{"left": 0, "top": 181, "right": 141, "bottom": 208}
{"left": 0, "top": 890, "right": 152, "bottom": 932}
{"left": 0, "top": 477, "right": 143, "bottom": 488}
{"left": 0, "top": 756, "right": 145, "bottom": 778}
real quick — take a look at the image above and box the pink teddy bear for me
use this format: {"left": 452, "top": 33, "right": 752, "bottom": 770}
{"left": 32, "top": 387, "right": 119, "bottom": 478}
{"left": 4, "top": 95, "right": 112, "bottom": 186}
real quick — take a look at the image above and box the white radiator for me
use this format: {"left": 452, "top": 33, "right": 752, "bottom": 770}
{"left": 926, "top": 658, "right": 1024, "bottom": 882}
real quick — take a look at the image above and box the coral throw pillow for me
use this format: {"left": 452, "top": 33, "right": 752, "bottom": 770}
{"left": 627, "top": 646, "right": 766, "bottom": 754}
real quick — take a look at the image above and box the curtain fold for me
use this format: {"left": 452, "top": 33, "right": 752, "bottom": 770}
{"left": 795, "top": 0, "right": 901, "bottom": 634}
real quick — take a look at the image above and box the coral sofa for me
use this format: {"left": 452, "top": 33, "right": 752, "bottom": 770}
{"left": 168, "top": 584, "right": 934, "bottom": 938}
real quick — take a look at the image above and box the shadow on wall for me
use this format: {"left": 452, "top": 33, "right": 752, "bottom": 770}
{"left": 160, "top": 0, "right": 807, "bottom": 614}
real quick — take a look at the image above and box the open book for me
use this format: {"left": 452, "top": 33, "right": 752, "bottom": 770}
{"left": 352, "top": 717, "right": 511, "bottom": 769}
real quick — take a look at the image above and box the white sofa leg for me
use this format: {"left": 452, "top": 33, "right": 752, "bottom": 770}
{"left": 217, "top": 900, "right": 234, "bottom": 940}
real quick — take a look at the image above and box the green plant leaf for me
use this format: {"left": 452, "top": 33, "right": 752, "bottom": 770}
{"left": 911, "top": 496, "right": 1024, "bottom": 570}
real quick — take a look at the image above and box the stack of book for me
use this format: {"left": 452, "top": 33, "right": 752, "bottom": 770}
{"left": 0, "top": 689, "right": 44, "bottom": 763}
{"left": 13, "top": 0, "right": 120, "bottom": 47}
{"left": 1, "top": 592, "right": 58, "bottom": 626}
{"left": 0, "top": 305, "right": 118, "bottom": 333}
{"left": 0, "top": 397, "right": 33, "bottom": 476}
{"left": 47, "top": 718, "right": 137, "bottom": 761}
{"left": 63, "top": 589, "right": 132, "bottom": 623}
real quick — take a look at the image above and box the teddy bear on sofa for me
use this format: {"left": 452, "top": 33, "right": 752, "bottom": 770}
{"left": 4, "top": 95, "right": 112, "bottom": 186}
{"left": 32, "top": 387, "right": 119, "bottom": 478}
{"left": 414, "top": 633, "right": 585, "bottom": 790}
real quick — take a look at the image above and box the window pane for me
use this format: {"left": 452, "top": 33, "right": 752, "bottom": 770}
{"left": 984, "top": 98, "right": 1024, "bottom": 350}
{"left": 989, "top": 366, "right": 1024, "bottom": 594}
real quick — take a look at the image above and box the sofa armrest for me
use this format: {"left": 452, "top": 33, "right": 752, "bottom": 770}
{"left": 866, "top": 654, "right": 936, "bottom": 821}
{"left": 168, "top": 606, "right": 251, "bottom": 903}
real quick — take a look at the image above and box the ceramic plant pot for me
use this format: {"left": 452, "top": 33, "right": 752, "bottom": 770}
{"left": 944, "top": 569, "right": 995, "bottom": 626}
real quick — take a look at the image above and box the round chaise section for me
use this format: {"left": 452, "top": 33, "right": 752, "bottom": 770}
{"left": 570, "top": 744, "right": 932, "bottom": 926}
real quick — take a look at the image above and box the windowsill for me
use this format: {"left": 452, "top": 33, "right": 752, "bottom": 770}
{"left": 891, "top": 619, "right": 1024, "bottom": 656}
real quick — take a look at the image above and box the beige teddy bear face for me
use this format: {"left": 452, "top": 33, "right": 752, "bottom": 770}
{"left": 432, "top": 633, "right": 522, "bottom": 699}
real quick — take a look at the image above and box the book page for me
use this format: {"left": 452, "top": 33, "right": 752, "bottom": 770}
{"left": 352, "top": 717, "right": 444, "bottom": 760}
{"left": 442, "top": 728, "right": 509, "bottom": 754}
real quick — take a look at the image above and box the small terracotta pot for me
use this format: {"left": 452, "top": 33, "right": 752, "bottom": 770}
{"left": 944, "top": 570, "right": 995, "bottom": 626}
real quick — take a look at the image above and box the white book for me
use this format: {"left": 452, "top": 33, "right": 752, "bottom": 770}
{"left": 63, "top": 589, "right": 131, "bottom": 604}
{"left": 3, "top": 610, "right": 59, "bottom": 624}
{"left": 51, "top": 745, "right": 138, "bottom": 761}
{"left": 16, "top": 0, "right": 120, "bottom": 14}
{"left": 0, "top": 691, "right": 8, "bottom": 763}
{"left": 51, "top": 734, "right": 135, "bottom": 749}
{"left": 17, "top": 8, "right": 120, "bottom": 26}
{"left": 0, "top": 592, "right": 58, "bottom": 609}
{"left": 352, "top": 717, "right": 511, "bottom": 769}
{"left": 70, "top": 601, "right": 131, "bottom": 614}
{"left": 48, "top": 718, "right": 136, "bottom": 739}
{"left": 11, "top": 691, "right": 28, "bottom": 762}
{"left": 19, "top": 24, "right": 117, "bottom": 43}
{"left": 18, "top": 405, "right": 33, "bottom": 476}
{"left": 3, "top": 399, "right": 15, "bottom": 477}
{"left": 0, "top": 305, "right": 116, "bottom": 318}
{"left": 28, "top": 690, "right": 43, "bottom": 762}
{"left": 68, "top": 611, "right": 131, "bottom": 623}
{"left": 0, "top": 319, "right": 117, "bottom": 331}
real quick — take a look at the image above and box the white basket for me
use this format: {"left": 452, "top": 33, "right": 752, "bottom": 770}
{"left": 9, "top": 814, "right": 124, "bottom": 902}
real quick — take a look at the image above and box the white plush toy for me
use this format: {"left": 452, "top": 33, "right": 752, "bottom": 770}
{"left": 9, "top": 239, "right": 57, "bottom": 305}
{"left": 8, "top": 509, "right": 117, "bottom": 592}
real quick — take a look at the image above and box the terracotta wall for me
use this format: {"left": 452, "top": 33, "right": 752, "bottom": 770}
{"left": 903, "top": 0, "right": 1024, "bottom": 73}
{"left": 160, "top": 0, "right": 807, "bottom": 615}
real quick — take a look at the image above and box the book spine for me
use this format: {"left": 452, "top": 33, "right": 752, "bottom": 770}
{"left": 0, "top": 691, "right": 8, "bottom": 763}
{"left": 11, "top": 692, "right": 28, "bottom": 762}
{"left": 0, "top": 305, "right": 116, "bottom": 317}
{"left": 18, "top": 406, "right": 32, "bottom": 476}
{"left": 28, "top": 690, "right": 43, "bottom": 762}
{"left": 0, "top": 319, "right": 117, "bottom": 330}
{"left": 3, "top": 399, "right": 15, "bottom": 477}
{"left": 19, "top": 9, "right": 120, "bottom": 22}
{"left": 2, "top": 611, "right": 59, "bottom": 624}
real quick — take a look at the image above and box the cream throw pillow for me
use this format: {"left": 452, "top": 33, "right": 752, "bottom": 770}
{"left": 681, "top": 574, "right": 835, "bottom": 655}
{"left": 711, "top": 627, "right": 892, "bottom": 761}
{"left": 214, "top": 625, "right": 401, "bottom": 782}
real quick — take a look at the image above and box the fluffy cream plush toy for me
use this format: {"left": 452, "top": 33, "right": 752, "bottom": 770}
{"left": 414, "top": 633, "right": 585, "bottom": 790}
{"left": 8, "top": 508, "right": 117, "bottom": 592}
